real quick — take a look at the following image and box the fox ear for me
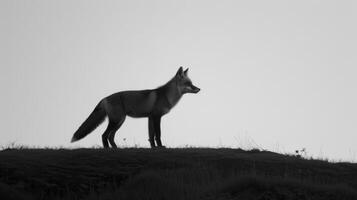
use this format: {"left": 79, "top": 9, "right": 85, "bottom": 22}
{"left": 184, "top": 68, "right": 189, "bottom": 76}
{"left": 176, "top": 66, "right": 184, "bottom": 77}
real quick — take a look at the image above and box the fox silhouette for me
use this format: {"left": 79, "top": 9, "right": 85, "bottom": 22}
{"left": 71, "top": 67, "right": 200, "bottom": 148}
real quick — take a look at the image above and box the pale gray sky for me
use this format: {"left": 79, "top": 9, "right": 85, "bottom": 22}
{"left": 1, "top": 0, "right": 356, "bottom": 161}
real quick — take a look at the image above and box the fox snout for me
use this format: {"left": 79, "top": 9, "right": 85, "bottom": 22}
{"left": 191, "top": 85, "right": 200, "bottom": 93}
{"left": 185, "top": 83, "right": 200, "bottom": 94}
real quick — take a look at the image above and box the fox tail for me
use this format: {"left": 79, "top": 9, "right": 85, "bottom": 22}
{"left": 71, "top": 102, "right": 106, "bottom": 143}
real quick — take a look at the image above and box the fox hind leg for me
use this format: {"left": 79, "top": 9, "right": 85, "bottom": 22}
{"left": 102, "top": 101, "right": 126, "bottom": 148}
{"left": 102, "top": 120, "right": 123, "bottom": 148}
{"left": 108, "top": 116, "right": 126, "bottom": 148}
{"left": 102, "top": 122, "right": 113, "bottom": 148}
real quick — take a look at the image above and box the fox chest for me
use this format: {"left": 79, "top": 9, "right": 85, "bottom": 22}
{"left": 153, "top": 105, "right": 171, "bottom": 116}
{"left": 152, "top": 93, "right": 181, "bottom": 116}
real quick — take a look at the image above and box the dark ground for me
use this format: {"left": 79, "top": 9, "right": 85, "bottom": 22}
{"left": 0, "top": 148, "right": 356, "bottom": 200}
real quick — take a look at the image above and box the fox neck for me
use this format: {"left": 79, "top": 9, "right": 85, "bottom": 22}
{"left": 163, "top": 76, "right": 183, "bottom": 108}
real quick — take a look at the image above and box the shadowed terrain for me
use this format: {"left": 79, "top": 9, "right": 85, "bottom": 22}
{"left": 0, "top": 148, "right": 356, "bottom": 200}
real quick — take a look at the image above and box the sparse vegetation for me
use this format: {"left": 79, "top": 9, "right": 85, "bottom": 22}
{"left": 295, "top": 148, "right": 307, "bottom": 158}
{"left": 0, "top": 148, "right": 356, "bottom": 200}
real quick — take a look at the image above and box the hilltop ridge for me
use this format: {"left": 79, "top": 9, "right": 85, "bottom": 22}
{"left": 0, "top": 148, "right": 356, "bottom": 200}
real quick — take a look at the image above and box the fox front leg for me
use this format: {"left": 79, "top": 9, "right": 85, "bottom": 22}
{"left": 153, "top": 116, "right": 164, "bottom": 147}
{"left": 148, "top": 117, "right": 156, "bottom": 148}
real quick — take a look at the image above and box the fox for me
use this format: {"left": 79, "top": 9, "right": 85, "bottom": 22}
{"left": 71, "top": 67, "right": 200, "bottom": 148}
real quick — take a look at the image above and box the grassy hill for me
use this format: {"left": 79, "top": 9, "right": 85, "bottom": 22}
{"left": 0, "top": 148, "right": 356, "bottom": 200}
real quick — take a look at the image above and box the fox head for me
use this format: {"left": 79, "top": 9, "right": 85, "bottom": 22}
{"left": 175, "top": 66, "right": 200, "bottom": 94}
